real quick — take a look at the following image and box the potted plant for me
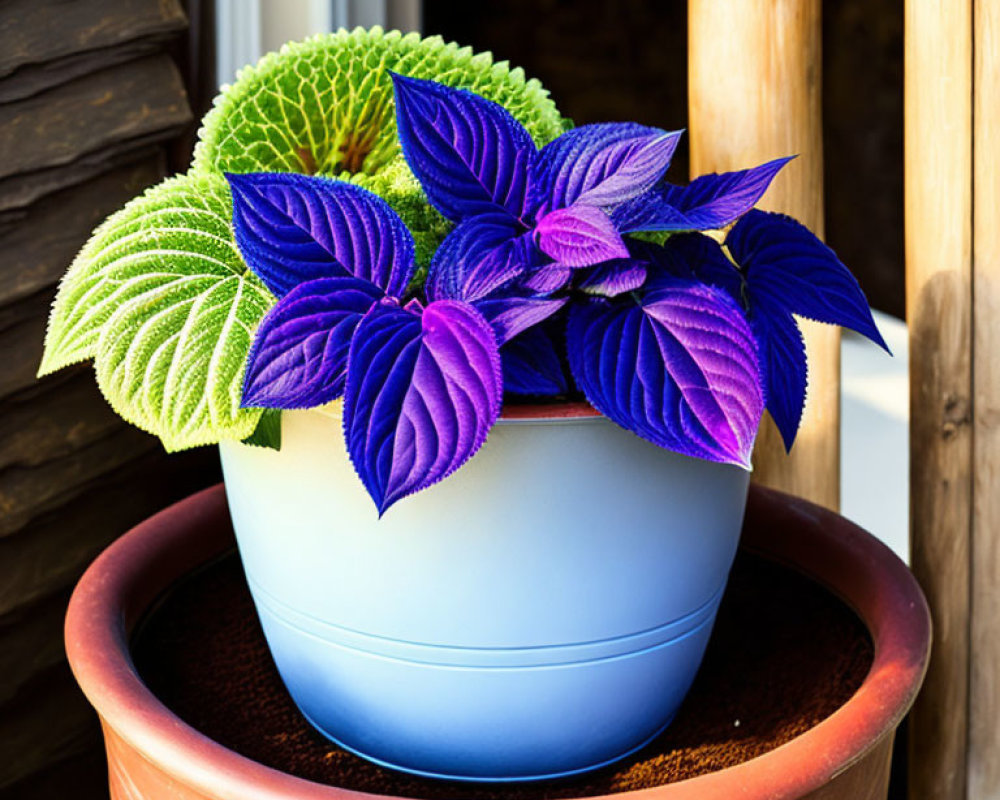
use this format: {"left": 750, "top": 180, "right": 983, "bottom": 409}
{"left": 41, "top": 28, "right": 887, "bottom": 782}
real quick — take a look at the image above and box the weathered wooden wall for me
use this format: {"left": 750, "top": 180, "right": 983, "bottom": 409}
{"left": 0, "top": 1, "right": 220, "bottom": 796}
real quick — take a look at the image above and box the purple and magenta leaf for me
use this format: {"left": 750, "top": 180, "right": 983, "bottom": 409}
{"left": 532, "top": 123, "right": 682, "bottom": 211}
{"left": 343, "top": 300, "right": 503, "bottom": 514}
{"left": 646, "top": 234, "right": 745, "bottom": 301}
{"left": 391, "top": 73, "right": 537, "bottom": 222}
{"left": 425, "top": 213, "right": 538, "bottom": 302}
{"left": 578, "top": 258, "right": 648, "bottom": 297}
{"left": 521, "top": 262, "right": 574, "bottom": 294}
{"left": 501, "top": 324, "right": 569, "bottom": 396}
{"left": 566, "top": 280, "right": 762, "bottom": 467}
{"left": 612, "top": 157, "right": 792, "bottom": 233}
{"left": 242, "top": 276, "right": 383, "bottom": 408}
{"left": 726, "top": 210, "right": 889, "bottom": 350}
{"left": 534, "top": 204, "right": 629, "bottom": 267}
{"left": 475, "top": 293, "right": 568, "bottom": 345}
{"left": 637, "top": 234, "right": 809, "bottom": 449}
{"left": 228, "top": 173, "right": 415, "bottom": 298}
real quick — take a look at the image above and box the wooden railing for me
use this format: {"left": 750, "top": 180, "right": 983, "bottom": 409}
{"left": 970, "top": 6, "right": 1000, "bottom": 796}
{"left": 689, "top": 0, "right": 837, "bottom": 511}
{"left": 905, "top": 4, "right": 973, "bottom": 798}
{"left": 688, "top": 2, "right": 998, "bottom": 798}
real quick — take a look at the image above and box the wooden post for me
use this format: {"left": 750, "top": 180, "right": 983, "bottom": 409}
{"left": 688, "top": 0, "right": 839, "bottom": 510}
{"left": 905, "top": 1, "right": 974, "bottom": 799}
{"left": 970, "top": 1, "right": 1000, "bottom": 797}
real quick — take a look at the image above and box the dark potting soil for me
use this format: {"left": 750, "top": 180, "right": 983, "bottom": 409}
{"left": 132, "top": 551, "right": 873, "bottom": 798}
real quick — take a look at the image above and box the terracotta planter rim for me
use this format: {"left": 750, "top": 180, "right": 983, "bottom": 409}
{"left": 65, "top": 484, "right": 930, "bottom": 800}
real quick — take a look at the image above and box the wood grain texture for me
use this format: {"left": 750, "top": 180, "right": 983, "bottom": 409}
{"left": 970, "top": 1, "right": 1000, "bottom": 797}
{"left": 0, "top": 372, "right": 134, "bottom": 473}
{"left": 0, "top": 447, "right": 218, "bottom": 788}
{"left": 0, "top": 55, "right": 191, "bottom": 181}
{"left": 688, "top": 0, "right": 839, "bottom": 510}
{"left": 0, "top": 154, "right": 164, "bottom": 285}
{"left": 0, "top": 662, "right": 101, "bottom": 789}
{"left": 0, "top": 449, "right": 218, "bottom": 615}
{"left": 0, "top": 155, "right": 166, "bottom": 306}
{"left": 0, "top": 35, "right": 178, "bottom": 103}
{"left": 0, "top": 662, "right": 100, "bottom": 792}
{"left": 0, "top": 588, "right": 73, "bottom": 705}
{"left": 0, "top": 6, "right": 210, "bottom": 791}
{"left": 0, "top": 0, "right": 186, "bottom": 78}
{"left": 0, "top": 143, "right": 166, "bottom": 214}
{"left": 904, "top": 1, "right": 973, "bottom": 799}
{"left": 0, "top": 290, "right": 64, "bottom": 401}
{"left": 0, "top": 423, "right": 157, "bottom": 539}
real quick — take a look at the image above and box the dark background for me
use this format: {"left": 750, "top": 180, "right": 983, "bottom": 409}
{"left": 425, "top": 0, "right": 905, "bottom": 319}
{"left": 0, "top": 0, "right": 903, "bottom": 796}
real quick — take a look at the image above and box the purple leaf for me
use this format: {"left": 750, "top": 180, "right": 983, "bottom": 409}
{"left": 633, "top": 235, "right": 807, "bottom": 450}
{"left": 425, "top": 213, "right": 538, "bottom": 302}
{"left": 343, "top": 300, "right": 502, "bottom": 513}
{"left": 228, "top": 173, "right": 415, "bottom": 298}
{"left": 242, "top": 277, "right": 384, "bottom": 408}
{"left": 566, "top": 280, "right": 763, "bottom": 467}
{"left": 522, "top": 263, "right": 574, "bottom": 294}
{"left": 726, "top": 210, "right": 889, "bottom": 350}
{"left": 578, "top": 258, "right": 648, "bottom": 297}
{"left": 532, "top": 123, "right": 682, "bottom": 211}
{"left": 475, "top": 294, "right": 568, "bottom": 345}
{"left": 646, "top": 234, "right": 745, "bottom": 301}
{"left": 534, "top": 204, "right": 629, "bottom": 267}
{"left": 612, "top": 157, "right": 793, "bottom": 233}
{"left": 391, "top": 73, "right": 537, "bottom": 222}
{"left": 751, "top": 306, "right": 807, "bottom": 452}
{"left": 501, "top": 324, "right": 569, "bottom": 396}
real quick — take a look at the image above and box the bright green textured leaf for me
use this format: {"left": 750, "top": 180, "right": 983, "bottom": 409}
{"left": 192, "top": 27, "right": 570, "bottom": 267}
{"left": 40, "top": 171, "right": 274, "bottom": 450}
{"left": 38, "top": 28, "right": 572, "bottom": 452}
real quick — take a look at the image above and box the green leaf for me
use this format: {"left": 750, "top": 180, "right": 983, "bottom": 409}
{"left": 192, "top": 27, "right": 570, "bottom": 270}
{"left": 40, "top": 171, "right": 275, "bottom": 450}
{"left": 242, "top": 409, "right": 282, "bottom": 450}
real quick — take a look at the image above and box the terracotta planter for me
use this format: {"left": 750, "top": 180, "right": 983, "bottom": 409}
{"left": 66, "top": 482, "right": 929, "bottom": 800}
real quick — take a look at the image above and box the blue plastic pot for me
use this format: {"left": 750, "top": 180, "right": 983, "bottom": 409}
{"left": 219, "top": 403, "right": 751, "bottom": 782}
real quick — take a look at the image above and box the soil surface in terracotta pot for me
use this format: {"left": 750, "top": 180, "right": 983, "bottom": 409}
{"left": 132, "top": 548, "right": 873, "bottom": 797}
{"left": 68, "top": 484, "right": 929, "bottom": 800}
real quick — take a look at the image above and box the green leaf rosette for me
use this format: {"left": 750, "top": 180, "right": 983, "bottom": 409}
{"left": 193, "top": 27, "right": 569, "bottom": 267}
{"left": 40, "top": 28, "right": 568, "bottom": 450}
